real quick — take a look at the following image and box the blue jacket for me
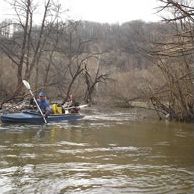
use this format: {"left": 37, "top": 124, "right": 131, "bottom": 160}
{"left": 37, "top": 99, "right": 51, "bottom": 114}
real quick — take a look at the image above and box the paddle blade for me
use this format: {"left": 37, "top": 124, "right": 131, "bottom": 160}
{"left": 79, "top": 104, "right": 88, "bottom": 108}
{"left": 22, "top": 80, "right": 31, "bottom": 90}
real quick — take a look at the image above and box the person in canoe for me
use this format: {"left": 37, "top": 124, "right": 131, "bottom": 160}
{"left": 63, "top": 94, "right": 80, "bottom": 113}
{"left": 63, "top": 94, "right": 73, "bottom": 108}
{"left": 37, "top": 91, "right": 51, "bottom": 116}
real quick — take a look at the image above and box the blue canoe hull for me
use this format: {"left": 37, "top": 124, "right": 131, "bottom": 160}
{"left": 0, "top": 111, "right": 84, "bottom": 124}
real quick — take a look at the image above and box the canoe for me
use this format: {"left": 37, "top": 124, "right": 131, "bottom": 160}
{"left": 0, "top": 110, "right": 84, "bottom": 124}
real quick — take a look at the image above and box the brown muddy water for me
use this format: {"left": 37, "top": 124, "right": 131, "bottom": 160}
{"left": 0, "top": 108, "right": 193, "bottom": 193}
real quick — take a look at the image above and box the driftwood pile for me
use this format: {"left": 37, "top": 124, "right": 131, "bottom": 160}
{"left": 0, "top": 101, "right": 32, "bottom": 113}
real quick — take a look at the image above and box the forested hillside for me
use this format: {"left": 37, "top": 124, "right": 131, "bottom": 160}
{"left": 0, "top": 0, "right": 193, "bottom": 121}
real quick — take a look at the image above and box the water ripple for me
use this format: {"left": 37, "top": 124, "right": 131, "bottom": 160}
{"left": 1, "top": 163, "right": 192, "bottom": 194}
{"left": 0, "top": 108, "right": 193, "bottom": 194}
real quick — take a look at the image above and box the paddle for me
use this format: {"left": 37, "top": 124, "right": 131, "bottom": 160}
{"left": 63, "top": 104, "right": 88, "bottom": 110}
{"left": 22, "top": 80, "right": 47, "bottom": 124}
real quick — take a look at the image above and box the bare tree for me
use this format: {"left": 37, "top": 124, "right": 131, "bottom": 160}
{"left": 47, "top": 21, "right": 97, "bottom": 103}
{"left": 148, "top": 0, "right": 194, "bottom": 121}
{"left": 83, "top": 56, "right": 109, "bottom": 103}
{"left": 0, "top": 0, "right": 60, "bottom": 101}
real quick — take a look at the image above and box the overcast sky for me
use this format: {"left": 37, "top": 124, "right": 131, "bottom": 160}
{"left": 1, "top": 0, "right": 161, "bottom": 24}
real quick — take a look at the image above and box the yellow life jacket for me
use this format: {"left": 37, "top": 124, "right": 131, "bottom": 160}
{"left": 52, "top": 104, "right": 62, "bottom": 114}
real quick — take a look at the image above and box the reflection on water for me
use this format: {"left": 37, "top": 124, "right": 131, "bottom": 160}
{"left": 0, "top": 108, "right": 193, "bottom": 193}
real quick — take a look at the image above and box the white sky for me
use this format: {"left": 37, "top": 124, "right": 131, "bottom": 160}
{"left": 1, "top": 0, "right": 161, "bottom": 24}
{"left": 64, "top": 0, "right": 160, "bottom": 23}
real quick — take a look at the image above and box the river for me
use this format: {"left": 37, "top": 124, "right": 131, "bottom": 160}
{"left": 0, "top": 107, "right": 193, "bottom": 193}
